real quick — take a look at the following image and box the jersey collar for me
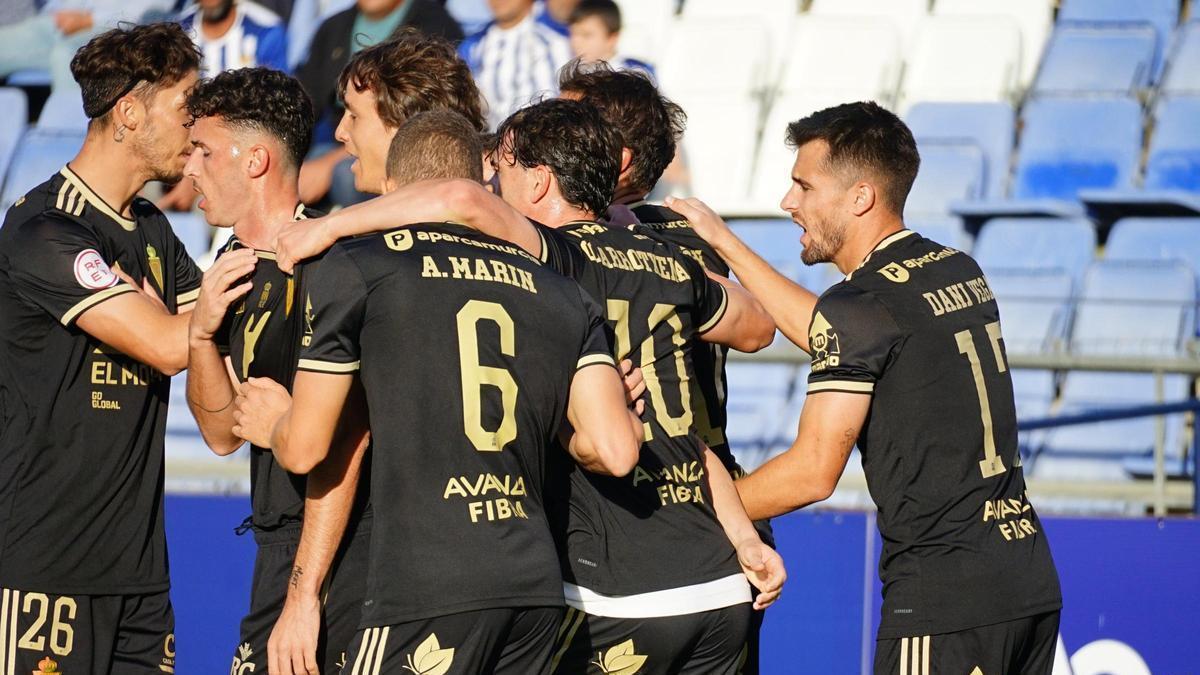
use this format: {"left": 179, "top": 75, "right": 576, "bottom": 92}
{"left": 845, "top": 229, "right": 914, "bottom": 281}
{"left": 59, "top": 166, "right": 137, "bottom": 231}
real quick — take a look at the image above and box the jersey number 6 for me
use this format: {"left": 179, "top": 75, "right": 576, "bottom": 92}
{"left": 457, "top": 300, "right": 519, "bottom": 453}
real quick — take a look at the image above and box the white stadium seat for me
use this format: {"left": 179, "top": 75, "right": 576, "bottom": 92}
{"left": 933, "top": 0, "right": 1056, "bottom": 90}
{"left": 674, "top": 96, "right": 762, "bottom": 213}
{"left": 681, "top": 0, "right": 800, "bottom": 59}
{"left": 899, "top": 15, "right": 1023, "bottom": 110}
{"left": 808, "top": 0, "right": 929, "bottom": 50}
{"left": 659, "top": 16, "right": 774, "bottom": 95}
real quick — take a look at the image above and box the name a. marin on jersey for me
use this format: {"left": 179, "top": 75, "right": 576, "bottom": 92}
{"left": 443, "top": 472, "right": 530, "bottom": 523}
{"left": 420, "top": 255, "right": 538, "bottom": 295}
{"left": 630, "top": 460, "right": 707, "bottom": 507}
{"left": 922, "top": 276, "right": 996, "bottom": 317}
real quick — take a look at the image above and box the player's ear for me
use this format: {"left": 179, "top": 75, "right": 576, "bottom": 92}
{"left": 850, "top": 182, "right": 874, "bottom": 217}
{"left": 531, "top": 165, "right": 552, "bottom": 204}
{"left": 112, "top": 94, "right": 141, "bottom": 133}
{"left": 246, "top": 144, "right": 269, "bottom": 179}
{"left": 619, "top": 147, "right": 634, "bottom": 178}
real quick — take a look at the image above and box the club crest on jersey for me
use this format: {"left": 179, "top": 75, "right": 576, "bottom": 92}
{"left": 231, "top": 642, "right": 255, "bottom": 674}
{"left": 878, "top": 261, "right": 910, "bottom": 283}
{"left": 73, "top": 249, "right": 118, "bottom": 290}
{"left": 809, "top": 311, "right": 841, "bottom": 372}
{"left": 33, "top": 656, "right": 59, "bottom": 674}
{"left": 404, "top": 633, "right": 454, "bottom": 675}
{"left": 592, "top": 639, "right": 647, "bottom": 675}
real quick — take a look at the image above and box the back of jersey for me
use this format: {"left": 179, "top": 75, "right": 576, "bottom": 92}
{"left": 553, "top": 221, "right": 741, "bottom": 596}
{"left": 298, "top": 224, "right": 614, "bottom": 627}
{"left": 807, "top": 230, "right": 1061, "bottom": 638}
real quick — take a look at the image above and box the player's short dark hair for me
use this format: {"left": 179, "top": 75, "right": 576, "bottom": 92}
{"left": 559, "top": 60, "right": 685, "bottom": 195}
{"left": 70, "top": 22, "right": 201, "bottom": 122}
{"left": 338, "top": 28, "right": 486, "bottom": 132}
{"left": 569, "top": 0, "right": 621, "bottom": 33}
{"left": 495, "top": 99, "right": 621, "bottom": 217}
{"left": 786, "top": 101, "right": 920, "bottom": 215}
{"left": 387, "top": 110, "right": 483, "bottom": 186}
{"left": 186, "top": 67, "right": 314, "bottom": 171}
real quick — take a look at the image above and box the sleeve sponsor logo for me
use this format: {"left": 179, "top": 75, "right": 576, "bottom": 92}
{"left": 809, "top": 311, "right": 841, "bottom": 372}
{"left": 73, "top": 249, "right": 118, "bottom": 290}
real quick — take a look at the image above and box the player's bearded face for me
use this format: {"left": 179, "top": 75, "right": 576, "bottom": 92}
{"left": 135, "top": 72, "right": 199, "bottom": 183}
{"left": 784, "top": 140, "right": 849, "bottom": 266}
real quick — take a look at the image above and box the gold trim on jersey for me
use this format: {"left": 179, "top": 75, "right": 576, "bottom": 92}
{"left": 846, "top": 229, "right": 916, "bottom": 281}
{"left": 177, "top": 287, "right": 201, "bottom": 305}
{"left": 297, "top": 358, "right": 360, "bottom": 373}
{"left": 577, "top": 353, "right": 617, "bottom": 370}
{"left": 59, "top": 166, "right": 137, "bottom": 231}
{"left": 254, "top": 251, "right": 278, "bottom": 261}
{"left": 537, "top": 227, "right": 549, "bottom": 263}
{"left": 696, "top": 284, "right": 729, "bottom": 334}
{"left": 55, "top": 181, "right": 86, "bottom": 217}
{"left": 807, "top": 380, "right": 874, "bottom": 395}
{"left": 293, "top": 203, "right": 308, "bottom": 220}
{"left": 61, "top": 284, "right": 136, "bottom": 325}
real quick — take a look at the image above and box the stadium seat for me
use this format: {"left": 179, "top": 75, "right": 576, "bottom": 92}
{"left": 904, "top": 142, "right": 985, "bottom": 217}
{"left": 1144, "top": 96, "right": 1200, "bottom": 191}
{"left": 1032, "top": 25, "right": 1158, "bottom": 97}
{"left": 933, "top": 0, "right": 1055, "bottom": 89}
{"left": 987, "top": 268, "right": 1075, "bottom": 353}
{"left": 728, "top": 218, "right": 801, "bottom": 274}
{"left": 1058, "top": 0, "right": 1180, "bottom": 75}
{"left": 681, "top": 0, "right": 799, "bottom": 55}
{"left": 660, "top": 17, "right": 773, "bottom": 95}
{"left": 1161, "top": 20, "right": 1200, "bottom": 94}
{"left": 1106, "top": 217, "right": 1200, "bottom": 269}
{"left": 908, "top": 216, "right": 972, "bottom": 253}
{"left": 0, "top": 88, "right": 28, "bottom": 192}
{"left": 898, "top": 15, "right": 1023, "bottom": 109}
{"left": 905, "top": 102, "right": 1015, "bottom": 200}
{"left": 0, "top": 128, "right": 85, "bottom": 210}
{"left": 616, "top": 0, "right": 676, "bottom": 63}
{"left": 724, "top": 362, "right": 797, "bottom": 450}
{"left": 675, "top": 97, "right": 761, "bottom": 213}
{"left": 1011, "top": 97, "right": 1143, "bottom": 201}
{"left": 166, "top": 211, "right": 213, "bottom": 263}
{"left": 973, "top": 217, "right": 1097, "bottom": 283}
{"left": 808, "top": 0, "right": 928, "bottom": 50}
{"left": 36, "top": 89, "right": 88, "bottom": 131}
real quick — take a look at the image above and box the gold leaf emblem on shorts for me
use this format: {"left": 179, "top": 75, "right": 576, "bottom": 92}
{"left": 593, "top": 639, "right": 647, "bottom": 675}
{"left": 403, "top": 633, "right": 454, "bottom": 675}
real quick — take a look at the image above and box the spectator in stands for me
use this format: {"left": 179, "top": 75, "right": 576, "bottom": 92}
{"left": 160, "top": 0, "right": 288, "bottom": 211}
{"left": 295, "top": 0, "right": 463, "bottom": 206}
{"left": 459, "top": 0, "right": 572, "bottom": 129}
{"left": 567, "top": 0, "right": 653, "bottom": 80}
{"left": 0, "top": 0, "right": 170, "bottom": 98}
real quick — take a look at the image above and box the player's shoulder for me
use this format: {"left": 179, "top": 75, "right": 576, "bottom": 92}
{"left": 631, "top": 203, "right": 687, "bottom": 228}
{"left": 849, "top": 229, "right": 981, "bottom": 295}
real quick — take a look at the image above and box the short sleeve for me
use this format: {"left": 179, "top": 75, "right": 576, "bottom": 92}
{"left": 575, "top": 289, "right": 616, "bottom": 373}
{"left": 172, "top": 228, "right": 204, "bottom": 307}
{"left": 806, "top": 285, "right": 903, "bottom": 395}
{"left": 684, "top": 255, "right": 728, "bottom": 334}
{"left": 7, "top": 215, "right": 135, "bottom": 326}
{"left": 296, "top": 244, "right": 367, "bottom": 374}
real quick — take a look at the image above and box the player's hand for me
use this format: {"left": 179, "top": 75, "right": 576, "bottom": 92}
{"left": 233, "top": 377, "right": 292, "bottom": 448}
{"left": 188, "top": 248, "right": 257, "bottom": 343}
{"left": 53, "top": 9, "right": 93, "bottom": 35}
{"left": 114, "top": 267, "right": 170, "bottom": 315}
{"left": 736, "top": 539, "right": 786, "bottom": 610}
{"left": 275, "top": 216, "right": 336, "bottom": 274}
{"left": 664, "top": 196, "right": 737, "bottom": 253}
{"left": 619, "top": 359, "right": 646, "bottom": 416}
{"left": 268, "top": 591, "right": 321, "bottom": 675}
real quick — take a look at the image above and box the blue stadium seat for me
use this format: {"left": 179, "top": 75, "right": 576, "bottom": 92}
{"left": 972, "top": 217, "right": 1096, "bottom": 282}
{"left": 723, "top": 362, "right": 798, "bottom": 459}
{"left": 1032, "top": 25, "right": 1158, "bottom": 96}
{"left": 1162, "top": 20, "right": 1200, "bottom": 94}
{"left": 728, "top": 218, "right": 802, "bottom": 278}
{"left": 1107, "top": 217, "right": 1200, "bottom": 270}
{"left": 905, "top": 142, "right": 985, "bottom": 216}
{"left": 0, "top": 128, "right": 84, "bottom": 210}
{"left": 908, "top": 216, "right": 971, "bottom": 253}
{"left": 0, "top": 88, "right": 28, "bottom": 192}
{"left": 1012, "top": 98, "right": 1143, "bottom": 201}
{"left": 1144, "top": 96, "right": 1200, "bottom": 191}
{"left": 987, "top": 268, "right": 1075, "bottom": 353}
{"left": 905, "top": 101, "right": 1014, "bottom": 200}
{"left": 165, "top": 211, "right": 213, "bottom": 263}
{"left": 1058, "top": 0, "right": 1180, "bottom": 76}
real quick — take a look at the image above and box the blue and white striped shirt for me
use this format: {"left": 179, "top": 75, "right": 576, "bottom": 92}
{"left": 458, "top": 6, "right": 573, "bottom": 129}
{"left": 180, "top": 0, "right": 288, "bottom": 76}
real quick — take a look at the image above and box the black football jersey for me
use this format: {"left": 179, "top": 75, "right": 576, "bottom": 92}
{"left": 0, "top": 167, "right": 203, "bottom": 593}
{"left": 546, "top": 220, "right": 743, "bottom": 596}
{"left": 298, "top": 223, "right": 614, "bottom": 627}
{"left": 214, "top": 206, "right": 371, "bottom": 531}
{"left": 806, "top": 230, "right": 1062, "bottom": 638}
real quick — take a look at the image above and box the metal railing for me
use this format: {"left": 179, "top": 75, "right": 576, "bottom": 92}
{"left": 730, "top": 345, "right": 1200, "bottom": 516}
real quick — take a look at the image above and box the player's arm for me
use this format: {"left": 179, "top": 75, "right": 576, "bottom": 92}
{"left": 560, "top": 360, "right": 642, "bottom": 477}
{"left": 233, "top": 371, "right": 353, "bottom": 474}
{"left": 703, "top": 445, "right": 786, "bottom": 610}
{"left": 269, "top": 382, "right": 369, "bottom": 675}
{"left": 185, "top": 249, "right": 258, "bottom": 455}
{"left": 274, "top": 178, "right": 540, "bottom": 272}
{"left": 74, "top": 291, "right": 191, "bottom": 375}
{"left": 667, "top": 196, "right": 819, "bottom": 352}
{"left": 698, "top": 271, "right": 776, "bottom": 352}
{"left": 736, "top": 391, "right": 869, "bottom": 520}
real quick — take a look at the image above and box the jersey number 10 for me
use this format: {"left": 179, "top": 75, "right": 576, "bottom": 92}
{"left": 955, "top": 321, "right": 1010, "bottom": 479}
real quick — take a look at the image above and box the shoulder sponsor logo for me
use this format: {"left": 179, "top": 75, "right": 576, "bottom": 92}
{"left": 404, "top": 633, "right": 454, "bottom": 675}
{"left": 809, "top": 311, "right": 841, "bottom": 372}
{"left": 593, "top": 639, "right": 648, "bottom": 675}
{"left": 385, "top": 229, "right": 413, "bottom": 252}
{"left": 73, "top": 249, "right": 118, "bottom": 290}
{"left": 878, "top": 261, "right": 910, "bottom": 283}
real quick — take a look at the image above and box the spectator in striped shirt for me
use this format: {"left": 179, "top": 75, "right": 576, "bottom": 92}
{"left": 458, "top": 0, "right": 573, "bottom": 129}
{"left": 179, "top": 0, "right": 288, "bottom": 76}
